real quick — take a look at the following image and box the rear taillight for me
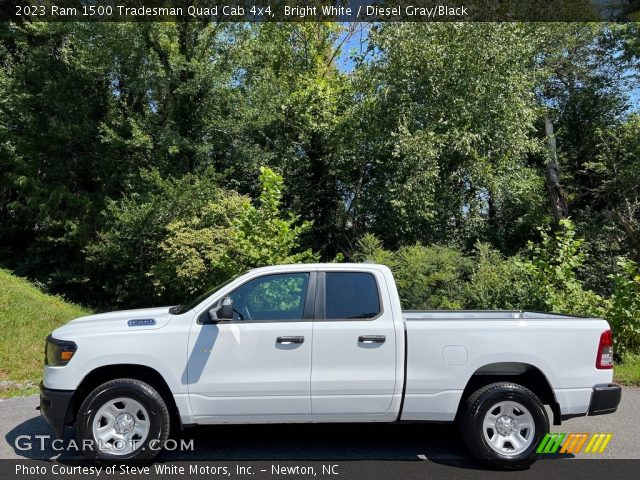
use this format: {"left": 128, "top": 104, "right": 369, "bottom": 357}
{"left": 596, "top": 330, "right": 614, "bottom": 369}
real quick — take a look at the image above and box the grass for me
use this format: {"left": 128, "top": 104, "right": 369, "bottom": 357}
{"left": 614, "top": 354, "right": 640, "bottom": 386}
{"left": 0, "top": 269, "right": 90, "bottom": 398}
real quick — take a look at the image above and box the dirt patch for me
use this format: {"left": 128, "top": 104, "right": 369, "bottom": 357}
{"left": 0, "top": 380, "right": 38, "bottom": 392}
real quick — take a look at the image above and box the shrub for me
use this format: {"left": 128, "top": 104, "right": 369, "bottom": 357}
{"left": 607, "top": 259, "right": 640, "bottom": 356}
{"left": 465, "top": 243, "right": 537, "bottom": 311}
{"left": 85, "top": 168, "right": 225, "bottom": 307}
{"left": 152, "top": 167, "right": 317, "bottom": 300}
{"left": 86, "top": 167, "right": 316, "bottom": 307}
{"left": 354, "top": 221, "right": 640, "bottom": 359}
{"left": 354, "top": 235, "right": 471, "bottom": 309}
{"left": 519, "top": 219, "right": 607, "bottom": 318}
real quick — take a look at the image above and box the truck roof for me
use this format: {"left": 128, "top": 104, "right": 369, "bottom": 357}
{"left": 247, "top": 263, "right": 388, "bottom": 273}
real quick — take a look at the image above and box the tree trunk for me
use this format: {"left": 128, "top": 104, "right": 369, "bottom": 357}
{"left": 544, "top": 116, "right": 569, "bottom": 223}
{"left": 615, "top": 199, "right": 640, "bottom": 261}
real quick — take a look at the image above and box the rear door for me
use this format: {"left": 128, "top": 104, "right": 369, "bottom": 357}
{"left": 310, "top": 270, "right": 397, "bottom": 415}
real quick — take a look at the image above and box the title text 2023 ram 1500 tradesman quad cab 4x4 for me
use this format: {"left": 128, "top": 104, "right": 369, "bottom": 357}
{"left": 40, "top": 263, "right": 621, "bottom": 467}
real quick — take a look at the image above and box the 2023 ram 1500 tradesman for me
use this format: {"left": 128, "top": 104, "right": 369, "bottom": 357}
{"left": 40, "top": 263, "right": 621, "bottom": 467}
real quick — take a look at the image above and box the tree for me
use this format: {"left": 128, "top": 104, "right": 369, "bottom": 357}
{"left": 1, "top": 21, "right": 639, "bottom": 316}
{"left": 346, "top": 23, "right": 546, "bottom": 251}
{"left": 86, "top": 167, "right": 316, "bottom": 307}
{"left": 588, "top": 115, "right": 640, "bottom": 260}
{"left": 224, "top": 23, "right": 355, "bottom": 258}
{"left": 0, "top": 23, "right": 115, "bottom": 297}
{"left": 532, "top": 23, "right": 636, "bottom": 290}
{"left": 0, "top": 21, "right": 263, "bottom": 298}
{"left": 152, "top": 167, "right": 317, "bottom": 300}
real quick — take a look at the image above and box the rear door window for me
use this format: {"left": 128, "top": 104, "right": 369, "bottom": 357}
{"left": 325, "top": 272, "right": 381, "bottom": 319}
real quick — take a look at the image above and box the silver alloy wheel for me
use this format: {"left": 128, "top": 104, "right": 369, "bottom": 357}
{"left": 482, "top": 400, "right": 535, "bottom": 456}
{"left": 92, "top": 397, "right": 150, "bottom": 455}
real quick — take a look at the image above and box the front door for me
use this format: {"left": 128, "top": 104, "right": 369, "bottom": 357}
{"left": 187, "top": 272, "right": 314, "bottom": 422}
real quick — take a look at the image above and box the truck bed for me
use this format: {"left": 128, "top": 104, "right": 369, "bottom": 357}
{"left": 399, "top": 309, "right": 611, "bottom": 422}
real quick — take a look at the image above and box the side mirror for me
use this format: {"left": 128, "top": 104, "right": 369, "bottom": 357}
{"left": 219, "top": 296, "right": 234, "bottom": 320}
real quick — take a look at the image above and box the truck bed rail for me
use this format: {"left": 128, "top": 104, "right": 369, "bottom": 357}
{"left": 402, "top": 310, "right": 590, "bottom": 320}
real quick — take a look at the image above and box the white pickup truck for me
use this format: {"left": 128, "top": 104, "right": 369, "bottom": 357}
{"left": 40, "top": 263, "right": 621, "bottom": 467}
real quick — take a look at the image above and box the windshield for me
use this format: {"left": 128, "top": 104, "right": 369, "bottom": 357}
{"left": 169, "top": 272, "right": 247, "bottom": 315}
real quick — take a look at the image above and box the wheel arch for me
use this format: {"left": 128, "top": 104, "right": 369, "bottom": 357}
{"left": 457, "top": 362, "right": 561, "bottom": 425}
{"left": 69, "top": 364, "right": 180, "bottom": 430}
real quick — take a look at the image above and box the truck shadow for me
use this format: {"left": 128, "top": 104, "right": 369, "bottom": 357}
{"left": 167, "top": 422, "right": 471, "bottom": 461}
{"left": 5, "top": 415, "right": 486, "bottom": 466}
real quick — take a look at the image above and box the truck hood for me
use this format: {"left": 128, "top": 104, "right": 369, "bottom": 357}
{"left": 52, "top": 306, "right": 173, "bottom": 339}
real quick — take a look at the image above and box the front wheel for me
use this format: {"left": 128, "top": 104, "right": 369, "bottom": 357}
{"left": 76, "top": 378, "right": 170, "bottom": 462}
{"left": 459, "top": 382, "right": 549, "bottom": 469}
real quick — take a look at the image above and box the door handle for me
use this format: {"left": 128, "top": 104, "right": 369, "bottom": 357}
{"left": 358, "top": 335, "right": 386, "bottom": 344}
{"left": 276, "top": 336, "right": 304, "bottom": 344}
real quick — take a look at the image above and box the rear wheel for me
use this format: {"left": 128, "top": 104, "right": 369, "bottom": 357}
{"left": 459, "top": 382, "right": 549, "bottom": 469}
{"left": 76, "top": 378, "right": 170, "bottom": 462}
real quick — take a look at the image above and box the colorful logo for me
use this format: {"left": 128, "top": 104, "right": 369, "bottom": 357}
{"left": 537, "top": 432, "right": 613, "bottom": 454}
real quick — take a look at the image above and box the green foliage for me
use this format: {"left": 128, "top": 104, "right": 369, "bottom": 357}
{"left": 469, "top": 223, "right": 640, "bottom": 357}
{"left": 588, "top": 115, "right": 640, "bottom": 260}
{"left": 0, "top": 269, "right": 89, "bottom": 390}
{"left": 242, "top": 274, "right": 308, "bottom": 313}
{"left": 465, "top": 244, "right": 535, "bottom": 310}
{"left": 87, "top": 167, "right": 316, "bottom": 306}
{"left": 354, "top": 235, "right": 471, "bottom": 309}
{"left": 153, "top": 167, "right": 316, "bottom": 300}
{"left": 607, "top": 259, "right": 640, "bottom": 356}
{"left": 355, "top": 222, "right": 640, "bottom": 335}
{"left": 520, "top": 219, "right": 606, "bottom": 317}
{"left": 351, "top": 23, "right": 548, "bottom": 249}
{"left": 535, "top": 24, "right": 637, "bottom": 287}
{"left": 614, "top": 353, "right": 640, "bottom": 386}
{"left": 352, "top": 234, "right": 397, "bottom": 269}
{"left": 0, "top": 21, "right": 639, "bottom": 334}
{"left": 0, "top": 23, "right": 118, "bottom": 297}
{"left": 85, "top": 168, "right": 225, "bottom": 306}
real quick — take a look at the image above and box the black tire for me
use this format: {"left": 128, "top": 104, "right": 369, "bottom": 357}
{"left": 459, "top": 382, "right": 549, "bottom": 470}
{"left": 76, "top": 378, "right": 170, "bottom": 462}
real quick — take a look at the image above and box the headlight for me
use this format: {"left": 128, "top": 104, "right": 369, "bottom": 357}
{"left": 45, "top": 335, "right": 77, "bottom": 366}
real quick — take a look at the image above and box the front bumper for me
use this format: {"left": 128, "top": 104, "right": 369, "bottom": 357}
{"left": 588, "top": 383, "right": 621, "bottom": 416}
{"left": 39, "top": 382, "right": 74, "bottom": 438}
